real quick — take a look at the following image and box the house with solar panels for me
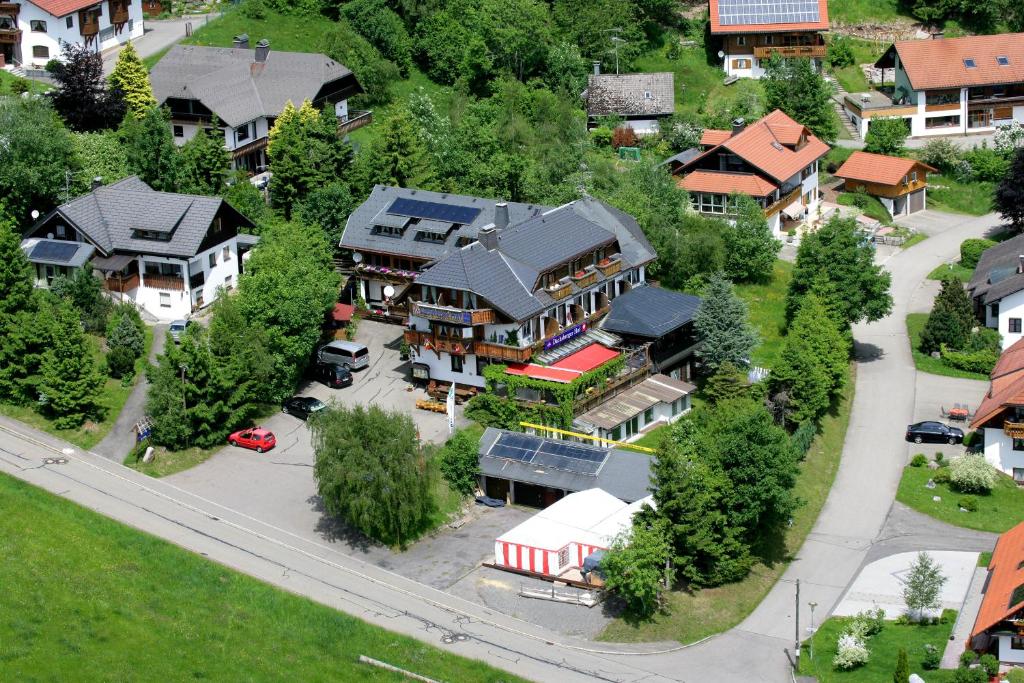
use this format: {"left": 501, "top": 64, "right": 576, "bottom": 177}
{"left": 968, "top": 233, "right": 1024, "bottom": 351}
{"left": 708, "top": 0, "right": 828, "bottom": 79}
{"left": 669, "top": 110, "right": 829, "bottom": 235}
{"left": 21, "top": 176, "right": 257, "bottom": 321}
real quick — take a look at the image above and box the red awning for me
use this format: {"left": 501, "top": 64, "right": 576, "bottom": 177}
{"left": 331, "top": 303, "right": 355, "bottom": 322}
{"left": 505, "top": 364, "right": 582, "bottom": 384}
{"left": 551, "top": 344, "right": 620, "bottom": 373}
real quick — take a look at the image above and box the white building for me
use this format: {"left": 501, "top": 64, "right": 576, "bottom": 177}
{"left": 0, "top": 0, "right": 143, "bottom": 71}
{"left": 970, "top": 521, "right": 1024, "bottom": 664}
{"left": 22, "top": 176, "right": 258, "bottom": 321}
{"left": 708, "top": 0, "right": 828, "bottom": 80}
{"left": 574, "top": 374, "right": 694, "bottom": 443}
{"left": 968, "top": 233, "right": 1024, "bottom": 351}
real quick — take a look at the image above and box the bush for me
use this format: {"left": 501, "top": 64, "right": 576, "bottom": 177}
{"left": 920, "top": 138, "right": 963, "bottom": 174}
{"left": 591, "top": 126, "right": 613, "bottom": 147}
{"left": 954, "top": 666, "right": 987, "bottom": 683}
{"left": 10, "top": 78, "right": 29, "bottom": 95}
{"left": 911, "top": 453, "right": 928, "bottom": 467}
{"left": 964, "top": 144, "right": 1011, "bottom": 182}
{"left": 980, "top": 653, "right": 1000, "bottom": 678}
{"left": 960, "top": 238, "right": 997, "bottom": 269}
{"left": 833, "top": 632, "right": 869, "bottom": 670}
{"left": 341, "top": 0, "right": 413, "bottom": 76}
{"left": 1007, "top": 668, "right": 1024, "bottom": 683}
{"left": 238, "top": 0, "right": 267, "bottom": 19}
{"left": 852, "top": 608, "right": 885, "bottom": 637}
{"left": 960, "top": 650, "right": 978, "bottom": 668}
{"left": 935, "top": 451, "right": 945, "bottom": 463}
{"left": 950, "top": 455, "right": 997, "bottom": 494}
{"left": 437, "top": 429, "right": 481, "bottom": 496}
{"left": 791, "top": 420, "right": 817, "bottom": 458}
{"left": 106, "top": 345, "right": 136, "bottom": 379}
{"left": 106, "top": 309, "right": 145, "bottom": 359}
{"left": 933, "top": 467, "right": 951, "bottom": 484}
{"left": 611, "top": 127, "right": 638, "bottom": 150}
{"left": 941, "top": 343, "right": 999, "bottom": 374}
{"left": 826, "top": 35, "right": 855, "bottom": 68}
{"left": 921, "top": 643, "right": 941, "bottom": 670}
{"left": 958, "top": 496, "right": 978, "bottom": 512}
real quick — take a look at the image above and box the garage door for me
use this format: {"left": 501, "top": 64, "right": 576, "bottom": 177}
{"left": 908, "top": 189, "right": 925, "bottom": 213}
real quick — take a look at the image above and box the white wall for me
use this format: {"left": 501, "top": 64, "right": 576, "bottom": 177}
{"left": 982, "top": 427, "right": 1024, "bottom": 476}
{"left": 408, "top": 347, "right": 485, "bottom": 388}
{"left": 18, "top": 0, "right": 143, "bottom": 69}
{"left": 994, "top": 288, "right": 1024, "bottom": 350}
{"left": 133, "top": 255, "right": 192, "bottom": 320}
{"left": 187, "top": 236, "right": 240, "bottom": 310}
{"left": 998, "top": 635, "right": 1024, "bottom": 664}
{"left": 600, "top": 395, "right": 690, "bottom": 443}
{"left": 622, "top": 118, "right": 661, "bottom": 136}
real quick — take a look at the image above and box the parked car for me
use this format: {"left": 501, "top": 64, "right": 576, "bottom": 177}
{"left": 905, "top": 421, "right": 964, "bottom": 445}
{"left": 169, "top": 319, "right": 191, "bottom": 343}
{"left": 228, "top": 427, "right": 277, "bottom": 453}
{"left": 317, "top": 340, "right": 369, "bottom": 370}
{"left": 282, "top": 396, "right": 326, "bottom": 420}
{"left": 311, "top": 360, "right": 353, "bottom": 388}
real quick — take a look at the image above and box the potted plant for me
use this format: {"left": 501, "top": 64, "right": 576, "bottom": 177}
{"left": 574, "top": 270, "right": 587, "bottom": 279}
{"left": 597, "top": 257, "right": 612, "bottom": 267}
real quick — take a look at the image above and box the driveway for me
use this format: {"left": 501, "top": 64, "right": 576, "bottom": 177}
{"left": 102, "top": 15, "right": 209, "bottom": 74}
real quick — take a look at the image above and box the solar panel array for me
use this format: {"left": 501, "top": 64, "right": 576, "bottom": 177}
{"left": 486, "top": 432, "right": 608, "bottom": 476}
{"left": 718, "top": 0, "right": 820, "bottom": 26}
{"left": 30, "top": 241, "right": 81, "bottom": 263}
{"left": 388, "top": 197, "right": 482, "bottom": 225}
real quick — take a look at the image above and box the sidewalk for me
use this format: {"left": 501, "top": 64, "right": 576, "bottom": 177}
{"left": 942, "top": 566, "right": 988, "bottom": 668}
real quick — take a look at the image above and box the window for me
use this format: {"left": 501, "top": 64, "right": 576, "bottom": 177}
{"left": 30, "top": 20, "right": 47, "bottom": 32}
{"left": 992, "top": 303, "right": 1000, "bottom": 318}
{"left": 450, "top": 354, "right": 463, "bottom": 373}
{"left": 224, "top": 275, "right": 232, "bottom": 288}
{"left": 557, "top": 545, "right": 570, "bottom": 569}
{"left": 173, "top": 125, "right": 184, "bottom": 138}
{"left": 1015, "top": 468, "right": 1024, "bottom": 482}
{"left": 997, "top": 56, "right": 1010, "bottom": 66}
{"left": 732, "top": 58, "right": 751, "bottom": 70}
{"left": 643, "top": 90, "right": 652, "bottom": 100}
{"left": 1013, "top": 637, "right": 1024, "bottom": 651}
{"left": 236, "top": 124, "right": 250, "bottom": 143}
{"left": 32, "top": 46, "right": 49, "bottom": 60}
{"left": 925, "top": 115, "right": 960, "bottom": 129}
{"left": 1013, "top": 439, "right": 1024, "bottom": 452}
{"left": 208, "top": 253, "right": 217, "bottom": 268}
{"left": 763, "top": 35, "right": 774, "bottom": 45}
{"left": 610, "top": 425, "right": 622, "bottom": 441}
{"left": 736, "top": 36, "right": 746, "bottom": 46}
{"left": 910, "top": 171, "right": 918, "bottom": 183}
{"left": 222, "top": 246, "right": 231, "bottom": 261}
{"left": 55, "top": 224, "right": 66, "bottom": 238}
{"left": 643, "top": 407, "right": 654, "bottom": 424}
{"left": 159, "top": 292, "right": 171, "bottom": 308}
{"left": 963, "top": 58, "right": 976, "bottom": 68}
{"left": 1010, "top": 318, "right": 1022, "bottom": 334}
{"left": 66, "top": 16, "right": 73, "bottom": 28}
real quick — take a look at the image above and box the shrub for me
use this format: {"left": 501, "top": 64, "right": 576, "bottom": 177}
{"left": 935, "top": 451, "right": 945, "bottom": 463}
{"left": 106, "top": 345, "right": 136, "bottom": 379}
{"left": 950, "top": 455, "right": 997, "bottom": 494}
{"left": 911, "top": 453, "right": 928, "bottom": 467}
{"left": 954, "top": 666, "right": 987, "bottom": 683}
{"left": 826, "top": 35, "right": 855, "bottom": 68}
{"left": 960, "top": 650, "right": 978, "bottom": 668}
{"left": 10, "top": 78, "right": 29, "bottom": 95}
{"left": 960, "top": 238, "right": 997, "bottom": 269}
{"left": 591, "top": 126, "right": 613, "bottom": 147}
{"left": 964, "top": 144, "right": 1010, "bottom": 183}
{"left": 941, "top": 344, "right": 999, "bottom": 375}
{"left": 933, "top": 468, "right": 951, "bottom": 484}
{"left": 437, "top": 429, "right": 481, "bottom": 496}
{"left": 852, "top": 608, "right": 885, "bottom": 637}
{"left": 833, "top": 632, "right": 869, "bottom": 670}
{"left": 791, "top": 420, "right": 817, "bottom": 458}
{"left": 106, "top": 309, "right": 145, "bottom": 359}
{"left": 958, "top": 496, "right": 978, "bottom": 512}
{"left": 920, "top": 138, "right": 963, "bottom": 173}
{"left": 1006, "top": 668, "right": 1024, "bottom": 683}
{"left": 238, "top": 0, "right": 266, "bottom": 19}
{"left": 980, "top": 653, "right": 1000, "bottom": 678}
{"left": 921, "top": 643, "right": 941, "bottom": 670}
{"left": 611, "top": 126, "right": 639, "bottom": 150}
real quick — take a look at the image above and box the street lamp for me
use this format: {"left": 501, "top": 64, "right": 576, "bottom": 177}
{"left": 808, "top": 601, "right": 819, "bottom": 661}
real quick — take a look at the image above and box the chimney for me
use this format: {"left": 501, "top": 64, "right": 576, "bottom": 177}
{"left": 494, "top": 202, "right": 509, "bottom": 232}
{"left": 254, "top": 39, "right": 270, "bottom": 63}
{"left": 92, "top": 177, "right": 103, "bottom": 191}
{"left": 592, "top": 61, "right": 601, "bottom": 76}
{"left": 478, "top": 226, "right": 499, "bottom": 251}
{"left": 232, "top": 33, "right": 249, "bottom": 49}
{"left": 731, "top": 117, "right": 746, "bottom": 136}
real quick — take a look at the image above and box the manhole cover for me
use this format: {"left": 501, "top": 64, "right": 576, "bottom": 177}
{"left": 441, "top": 636, "right": 454, "bottom": 644}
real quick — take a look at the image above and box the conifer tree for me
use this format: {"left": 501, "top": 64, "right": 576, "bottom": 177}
{"left": 693, "top": 272, "right": 759, "bottom": 373}
{"left": 178, "top": 117, "right": 231, "bottom": 195}
{"left": 108, "top": 41, "right": 157, "bottom": 119}
{"left": 704, "top": 361, "right": 750, "bottom": 404}
{"left": 786, "top": 293, "right": 850, "bottom": 397}
{"left": 362, "top": 107, "right": 434, "bottom": 189}
{"left": 121, "top": 106, "right": 180, "bottom": 191}
{"left": 771, "top": 331, "right": 831, "bottom": 424}
{"left": 0, "top": 220, "right": 33, "bottom": 319}
{"left": 920, "top": 278, "right": 975, "bottom": 354}
{"left": 38, "top": 302, "right": 104, "bottom": 428}
{"left": 723, "top": 196, "right": 780, "bottom": 284}
{"left": 893, "top": 648, "right": 909, "bottom": 683}
{"left": 996, "top": 148, "right": 1024, "bottom": 232}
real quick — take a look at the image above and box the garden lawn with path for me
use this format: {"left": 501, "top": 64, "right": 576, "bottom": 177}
{"left": 0, "top": 471, "right": 522, "bottom": 682}
{"left": 734, "top": 259, "right": 793, "bottom": 370}
{"left": 906, "top": 313, "right": 989, "bottom": 381}
{"left": 927, "top": 261, "right": 975, "bottom": 282}
{"left": 897, "top": 464, "right": 1024, "bottom": 534}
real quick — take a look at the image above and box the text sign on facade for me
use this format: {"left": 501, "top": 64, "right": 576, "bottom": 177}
{"left": 413, "top": 303, "right": 472, "bottom": 325}
{"left": 544, "top": 322, "right": 587, "bottom": 351}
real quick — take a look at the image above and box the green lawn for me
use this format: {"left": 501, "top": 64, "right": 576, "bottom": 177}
{"left": 735, "top": 259, "right": 794, "bottom": 370}
{"left": 182, "top": 9, "right": 336, "bottom": 52}
{"left": 906, "top": 313, "right": 989, "bottom": 381}
{"left": 897, "top": 464, "right": 1024, "bottom": 533}
{"left": 835, "top": 192, "right": 893, "bottom": 226}
{"left": 927, "top": 261, "right": 975, "bottom": 282}
{"left": 600, "top": 364, "right": 854, "bottom": 644}
{"left": 830, "top": 38, "right": 890, "bottom": 94}
{"left": 0, "top": 328, "right": 154, "bottom": 451}
{"left": 0, "top": 70, "right": 50, "bottom": 95}
{"left": 901, "top": 232, "right": 928, "bottom": 250}
{"left": 798, "top": 613, "right": 958, "bottom": 683}
{"left": 927, "top": 175, "right": 995, "bottom": 216}
{"left": 125, "top": 443, "right": 222, "bottom": 478}
{"left": 0, "top": 472, "right": 521, "bottom": 682}
{"left": 828, "top": 0, "right": 917, "bottom": 26}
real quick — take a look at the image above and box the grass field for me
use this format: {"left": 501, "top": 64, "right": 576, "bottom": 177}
{"left": 0, "top": 328, "right": 154, "bottom": 451}
{"left": 928, "top": 175, "right": 995, "bottom": 216}
{"left": 735, "top": 259, "right": 794, "bottom": 370}
{"left": 905, "top": 313, "right": 989, "bottom": 381}
{"left": 829, "top": 37, "right": 890, "bottom": 95}
{"left": 827, "top": 0, "right": 917, "bottom": 26}
{"left": 927, "top": 261, "right": 975, "bottom": 282}
{"left": 897, "top": 463, "right": 1024, "bottom": 533}
{"left": 835, "top": 192, "right": 893, "bottom": 225}
{"left": 0, "top": 472, "right": 521, "bottom": 682}
{"left": 798, "top": 613, "right": 958, "bottom": 682}
{"left": 601, "top": 364, "right": 854, "bottom": 644}
{"left": 124, "top": 443, "right": 222, "bottom": 477}
{"left": 0, "top": 70, "right": 50, "bottom": 95}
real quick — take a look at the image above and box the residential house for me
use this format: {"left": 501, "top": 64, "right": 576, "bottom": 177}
{"left": 339, "top": 186, "right": 548, "bottom": 318}
{"left": 149, "top": 39, "right": 364, "bottom": 172}
{"left": 574, "top": 373, "right": 694, "bottom": 444}
{"left": 708, "top": 0, "right": 828, "bottom": 79}
{"left": 670, "top": 110, "right": 829, "bottom": 235}
{"left": 970, "top": 521, "right": 1024, "bottom": 664}
{"left": 833, "top": 151, "right": 936, "bottom": 218}
{"left": 0, "top": 0, "right": 143, "bottom": 72}
{"left": 21, "top": 176, "right": 257, "bottom": 321}
{"left": 968, "top": 233, "right": 1024, "bottom": 350}
{"left": 844, "top": 33, "right": 1024, "bottom": 139}
{"left": 402, "top": 195, "right": 657, "bottom": 389}
{"left": 971, "top": 338, "right": 1024, "bottom": 478}
{"left": 583, "top": 68, "right": 675, "bottom": 135}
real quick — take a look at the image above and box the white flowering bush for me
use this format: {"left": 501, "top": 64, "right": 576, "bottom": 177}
{"left": 833, "top": 633, "right": 870, "bottom": 670}
{"left": 995, "top": 121, "right": 1024, "bottom": 156}
{"left": 949, "top": 455, "right": 997, "bottom": 494}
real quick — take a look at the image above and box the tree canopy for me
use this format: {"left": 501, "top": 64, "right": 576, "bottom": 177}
{"left": 108, "top": 41, "right": 157, "bottom": 119}
{"left": 996, "top": 148, "right": 1024, "bottom": 231}
{"left": 762, "top": 56, "right": 838, "bottom": 143}
{"left": 863, "top": 117, "right": 909, "bottom": 157}
{"left": 50, "top": 42, "right": 126, "bottom": 132}
{"left": 722, "top": 195, "right": 780, "bottom": 284}
{"left": 694, "top": 273, "right": 759, "bottom": 372}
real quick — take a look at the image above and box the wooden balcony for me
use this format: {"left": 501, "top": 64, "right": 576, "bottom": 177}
{"left": 355, "top": 262, "right": 419, "bottom": 283}
{"left": 338, "top": 110, "right": 372, "bottom": 136}
{"left": 411, "top": 301, "right": 495, "bottom": 325}
{"left": 109, "top": 0, "right": 129, "bottom": 24}
{"left": 103, "top": 273, "right": 139, "bottom": 293}
{"left": 763, "top": 186, "right": 802, "bottom": 218}
{"left": 545, "top": 279, "right": 572, "bottom": 301}
{"left": 597, "top": 257, "right": 622, "bottom": 278}
{"left": 79, "top": 9, "right": 99, "bottom": 37}
{"left": 925, "top": 102, "right": 961, "bottom": 113}
{"left": 0, "top": 27, "right": 20, "bottom": 43}
{"left": 571, "top": 268, "right": 597, "bottom": 289}
{"left": 753, "top": 44, "right": 826, "bottom": 59}
{"left": 1005, "top": 422, "right": 1024, "bottom": 439}
{"left": 142, "top": 273, "right": 185, "bottom": 291}
{"left": 403, "top": 329, "right": 473, "bottom": 356}
{"left": 475, "top": 341, "right": 532, "bottom": 363}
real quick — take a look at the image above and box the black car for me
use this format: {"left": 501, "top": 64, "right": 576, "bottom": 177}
{"left": 905, "top": 421, "right": 964, "bottom": 445}
{"left": 311, "top": 360, "right": 353, "bottom": 388}
{"left": 282, "top": 396, "right": 327, "bottom": 420}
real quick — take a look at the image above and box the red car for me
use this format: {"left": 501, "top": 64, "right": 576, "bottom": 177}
{"left": 228, "top": 427, "right": 277, "bottom": 453}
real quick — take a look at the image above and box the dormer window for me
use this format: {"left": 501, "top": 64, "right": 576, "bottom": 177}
{"left": 132, "top": 229, "right": 173, "bottom": 241}
{"left": 372, "top": 224, "right": 406, "bottom": 237}
{"left": 998, "top": 56, "right": 1010, "bottom": 66}
{"left": 644, "top": 91, "right": 652, "bottom": 100}
{"left": 964, "top": 58, "right": 976, "bottom": 68}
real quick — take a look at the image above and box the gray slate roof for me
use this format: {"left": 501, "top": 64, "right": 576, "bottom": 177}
{"left": 968, "top": 233, "right": 1024, "bottom": 305}
{"left": 339, "top": 185, "right": 548, "bottom": 263}
{"left": 150, "top": 45, "right": 359, "bottom": 128}
{"left": 585, "top": 73, "right": 675, "bottom": 118}
{"left": 33, "top": 177, "right": 248, "bottom": 259}
{"left": 577, "top": 374, "right": 695, "bottom": 430}
{"left": 601, "top": 286, "right": 702, "bottom": 338}
{"left": 478, "top": 428, "right": 652, "bottom": 502}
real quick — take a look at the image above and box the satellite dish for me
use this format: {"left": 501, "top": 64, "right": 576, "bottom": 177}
{"left": 352, "top": 252, "right": 363, "bottom": 263}
{"left": 383, "top": 285, "right": 395, "bottom": 298}
{"left": 717, "top": 50, "right": 725, "bottom": 59}
{"left": 31, "top": 210, "right": 40, "bottom": 220}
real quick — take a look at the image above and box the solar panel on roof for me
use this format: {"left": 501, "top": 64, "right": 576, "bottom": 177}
{"left": 30, "top": 241, "right": 81, "bottom": 263}
{"left": 488, "top": 433, "right": 539, "bottom": 463}
{"left": 388, "top": 197, "right": 482, "bottom": 225}
{"left": 717, "top": 0, "right": 820, "bottom": 26}
{"left": 486, "top": 432, "right": 609, "bottom": 476}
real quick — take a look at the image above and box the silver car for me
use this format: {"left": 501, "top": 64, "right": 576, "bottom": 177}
{"left": 169, "top": 320, "right": 189, "bottom": 344}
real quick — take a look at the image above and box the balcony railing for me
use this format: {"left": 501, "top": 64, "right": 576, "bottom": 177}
{"left": 474, "top": 341, "right": 533, "bottom": 363}
{"left": 925, "top": 102, "right": 961, "bottom": 113}
{"left": 142, "top": 273, "right": 185, "bottom": 291}
{"left": 753, "top": 44, "right": 826, "bottom": 59}
{"left": 404, "top": 329, "right": 473, "bottom": 356}
{"left": 0, "top": 27, "right": 20, "bottom": 43}
{"left": 597, "top": 257, "right": 622, "bottom": 278}
{"left": 763, "top": 186, "right": 803, "bottom": 218}
{"left": 1005, "top": 422, "right": 1024, "bottom": 439}
{"left": 356, "top": 262, "right": 419, "bottom": 282}
{"left": 79, "top": 14, "right": 99, "bottom": 36}
{"left": 571, "top": 267, "right": 598, "bottom": 289}
{"left": 544, "top": 279, "right": 572, "bottom": 301}
{"left": 411, "top": 302, "right": 495, "bottom": 325}
{"left": 338, "top": 110, "right": 372, "bottom": 136}
{"left": 103, "top": 273, "right": 140, "bottom": 293}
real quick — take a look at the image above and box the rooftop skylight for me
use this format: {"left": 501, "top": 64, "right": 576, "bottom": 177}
{"left": 998, "top": 56, "right": 1010, "bottom": 66}
{"left": 964, "top": 58, "right": 977, "bottom": 68}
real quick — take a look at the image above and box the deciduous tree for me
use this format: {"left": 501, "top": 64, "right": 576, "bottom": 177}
{"left": 72, "top": 131, "right": 131, "bottom": 190}
{"left": 903, "top": 551, "right": 946, "bottom": 622}
{"left": 723, "top": 195, "right": 780, "bottom": 284}
{"left": 864, "top": 117, "right": 909, "bottom": 157}
{"left": 50, "top": 42, "right": 126, "bottom": 132}
{"left": 693, "top": 272, "right": 759, "bottom": 372}
{"left": 996, "top": 148, "right": 1024, "bottom": 232}
{"left": 38, "top": 302, "right": 104, "bottom": 428}
{"left": 108, "top": 41, "right": 157, "bottom": 119}
{"left": 296, "top": 181, "right": 356, "bottom": 243}
{"left": 601, "top": 517, "right": 673, "bottom": 619}
{"left": 437, "top": 428, "right": 482, "bottom": 496}
{"left": 762, "top": 56, "right": 838, "bottom": 143}
{"left": 50, "top": 264, "right": 112, "bottom": 333}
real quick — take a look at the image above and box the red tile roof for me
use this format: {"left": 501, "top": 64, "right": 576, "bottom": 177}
{"left": 31, "top": 0, "right": 100, "bottom": 17}
{"left": 708, "top": 0, "right": 829, "bottom": 34}
{"left": 971, "top": 340, "right": 1024, "bottom": 428}
{"left": 891, "top": 33, "right": 1024, "bottom": 91}
{"left": 678, "top": 169, "right": 778, "bottom": 197}
{"left": 331, "top": 303, "right": 354, "bottom": 322}
{"left": 718, "top": 109, "right": 830, "bottom": 183}
{"left": 993, "top": 338, "right": 1024, "bottom": 387}
{"left": 972, "top": 521, "right": 1024, "bottom": 638}
{"left": 834, "top": 152, "right": 936, "bottom": 187}
{"left": 701, "top": 129, "right": 732, "bottom": 147}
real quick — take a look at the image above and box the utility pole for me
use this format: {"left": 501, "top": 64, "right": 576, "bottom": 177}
{"left": 808, "top": 601, "right": 818, "bottom": 662}
{"left": 794, "top": 579, "right": 801, "bottom": 669}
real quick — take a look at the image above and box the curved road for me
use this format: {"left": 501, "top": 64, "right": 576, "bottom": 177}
{"left": 0, "top": 211, "right": 1003, "bottom": 682}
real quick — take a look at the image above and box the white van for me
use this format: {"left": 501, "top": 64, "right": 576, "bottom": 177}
{"left": 317, "top": 340, "right": 370, "bottom": 370}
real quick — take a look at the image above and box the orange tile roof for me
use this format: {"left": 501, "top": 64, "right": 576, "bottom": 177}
{"left": 678, "top": 169, "right": 778, "bottom": 197}
{"left": 31, "top": 0, "right": 100, "bottom": 17}
{"left": 708, "top": 0, "right": 828, "bottom": 34}
{"left": 719, "top": 109, "right": 830, "bottom": 183}
{"left": 993, "top": 338, "right": 1024, "bottom": 385}
{"left": 834, "top": 152, "right": 936, "bottom": 187}
{"left": 701, "top": 129, "right": 732, "bottom": 147}
{"left": 972, "top": 371, "right": 1024, "bottom": 430}
{"left": 891, "top": 33, "right": 1024, "bottom": 91}
{"left": 973, "top": 521, "right": 1024, "bottom": 638}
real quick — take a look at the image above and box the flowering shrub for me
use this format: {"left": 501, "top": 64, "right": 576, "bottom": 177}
{"left": 833, "top": 633, "right": 870, "bottom": 670}
{"left": 949, "top": 455, "right": 997, "bottom": 494}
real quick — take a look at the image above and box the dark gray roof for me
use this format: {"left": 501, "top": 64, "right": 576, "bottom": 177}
{"left": 659, "top": 148, "right": 702, "bottom": 168}
{"left": 151, "top": 45, "right": 360, "bottom": 128}
{"left": 32, "top": 177, "right": 248, "bottom": 259}
{"left": 498, "top": 206, "right": 617, "bottom": 272}
{"left": 478, "top": 428, "right": 652, "bottom": 502}
{"left": 601, "top": 286, "right": 702, "bottom": 338}
{"left": 339, "top": 185, "right": 548, "bottom": 263}
{"left": 968, "top": 233, "right": 1024, "bottom": 304}
{"left": 585, "top": 73, "right": 675, "bottom": 117}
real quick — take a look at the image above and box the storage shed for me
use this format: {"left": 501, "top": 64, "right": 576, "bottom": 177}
{"left": 833, "top": 151, "right": 936, "bottom": 218}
